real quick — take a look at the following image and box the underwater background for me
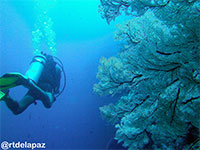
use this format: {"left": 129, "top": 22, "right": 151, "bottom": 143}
{"left": 1, "top": 0, "right": 200, "bottom": 149}
{"left": 0, "top": 0, "right": 123, "bottom": 149}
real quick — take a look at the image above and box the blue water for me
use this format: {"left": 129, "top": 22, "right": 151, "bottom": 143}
{"left": 0, "top": 0, "right": 122, "bottom": 149}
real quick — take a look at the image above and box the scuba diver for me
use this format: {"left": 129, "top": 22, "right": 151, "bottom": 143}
{"left": 0, "top": 52, "right": 66, "bottom": 115}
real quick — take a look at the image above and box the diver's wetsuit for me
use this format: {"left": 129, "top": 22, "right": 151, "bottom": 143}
{"left": 4, "top": 55, "right": 61, "bottom": 115}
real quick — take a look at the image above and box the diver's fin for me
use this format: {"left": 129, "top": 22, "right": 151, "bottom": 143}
{"left": 0, "top": 72, "right": 28, "bottom": 90}
{"left": 0, "top": 90, "right": 6, "bottom": 101}
{"left": 0, "top": 89, "right": 9, "bottom": 101}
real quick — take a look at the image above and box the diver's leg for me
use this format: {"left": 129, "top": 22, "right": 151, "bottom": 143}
{"left": 40, "top": 92, "right": 55, "bottom": 108}
{"left": 4, "top": 78, "right": 55, "bottom": 112}
{"left": 3, "top": 94, "right": 35, "bottom": 115}
{"left": 27, "top": 80, "right": 55, "bottom": 108}
{"left": 3, "top": 91, "right": 54, "bottom": 114}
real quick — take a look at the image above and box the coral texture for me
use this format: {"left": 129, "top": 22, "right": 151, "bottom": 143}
{"left": 95, "top": 0, "right": 200, "bottom": 149}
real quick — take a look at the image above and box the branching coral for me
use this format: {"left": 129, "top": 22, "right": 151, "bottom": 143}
{"left": 98, "top": 0, "right": 172, "bottom": 24}
{"left": 95, "top": 0, "right": 200, "bottom": 149}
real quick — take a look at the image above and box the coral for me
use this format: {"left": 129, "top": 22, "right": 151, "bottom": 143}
{"left": 98, "top": 0, "right": 171, "bottom": 24}
{"left": 95, "top": 0, "right": 200, "bottom": 149}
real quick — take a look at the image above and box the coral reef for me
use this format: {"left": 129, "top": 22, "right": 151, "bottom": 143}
{"left": 95, "top": 0, "right": 200, "bottom": 149}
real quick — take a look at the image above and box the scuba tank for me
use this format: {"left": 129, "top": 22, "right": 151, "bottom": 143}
{"left": 25, "top": 53, "right": 63, "bottom": 97}
{"left": 25, "top": 54, "right": 47, "bottom": 83}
